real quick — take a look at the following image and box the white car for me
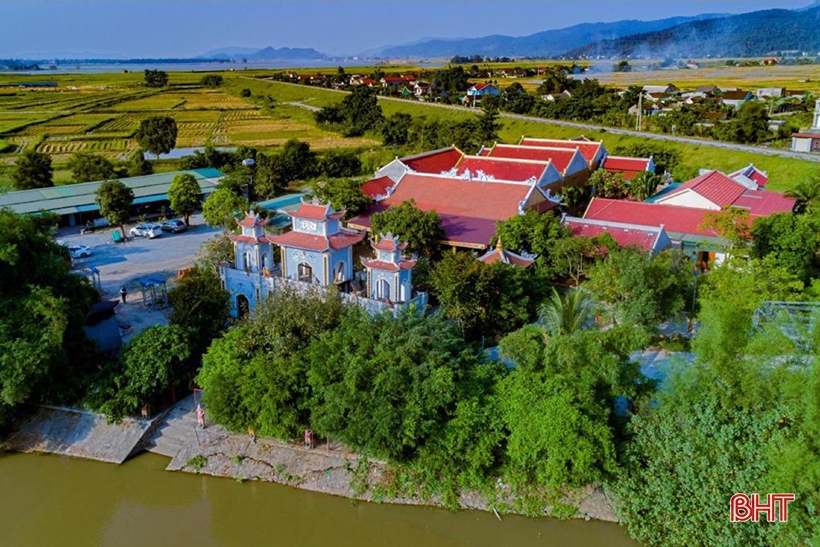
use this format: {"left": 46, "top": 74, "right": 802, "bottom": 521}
{"left": 130, "top": 223, "right": 163, "bottom": 239}
{"left": 68, "top": 244, "right": 92, "bottom": 259}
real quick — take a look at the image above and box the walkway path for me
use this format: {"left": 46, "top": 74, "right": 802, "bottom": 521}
{"left": 286, "top": 101, "right": 321, "bottom": 112}
{"left": 258, "top": 78, "right": 820, "bottom": 163}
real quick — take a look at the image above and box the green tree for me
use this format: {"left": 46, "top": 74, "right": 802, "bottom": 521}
{"left": 700, "top": 207, "right": 753, "bottom": 258}
{"left": 95, "top": 179, "right": 134, "bottom": 238}
{"left": 278, "top": 139, "right": 317, "bottom": 183}
{"left": 309, "top": 178, "right": 372, "bottom": 218}
{"left": 382, "top": 112, "right": 413, "bottom": 146}
{"left": 589, "top": 169, "right": 628, "bottom": 199}
{"left": 538, "top": 287, "right": 595, "bottom": 336}
{"left": 101, "top": 325, "right": 192, "bottom": 419}
{"left": 370, "top": 199, "right": 443, "bottom": 257}
{"left": 319, "top": 149, "right": 362, "bottom": 178}
{"left": 240, "top": 88, "right": 252, "bottom": 98}
{"left": 613, "top": 60, "right": 632, "bottom": 72}
{"left": 549, "top": 236, "right": 603, "bottom": 286}
{"left": 734, "top": 100, "right": 771, "bottom": 144}
{"left": 316, "top": 86, "right": 384, "bottom": 137}
{"left": 199, "top": 74, "right": 223, "bottom": 87}
{"left": 586, "top": 248, "right": 691, "bottom": 327}
{"left": 785, "top": 176, "right": 820, "bottom": 214}
{"left": 168, "top": 264, "right": 229, "bottom": 357}
{"left": 143, "top": 69, "right": 168, "bottom": 87}
{"left": 307, "top": 308, "right": 494, "bottom": 462}
{"left": 127, "top": 149, "right": 153, "bottom": 177}
{"left": 751, "top": 211, "right": 820, "bottom": 284}
{"left": 12, "top": 150, "right": 53, "bottom": 190}
{"left": 430, "top": 250, "right": 494, "bottom": 333}
{"left": 136, "top": 116, "right": 178, "bottom": 159}
{"left": 477, "top": 106, "right": 501, "bottom": 144}
{"left": 197, "top": 288, "right": 345, "bottom": 438}
{"left": 0, "top": 209, "right": 97, "bottom": 426}
{"left": 627, "top": 170, "right": 661, "bottom": 201}
{"left": 493, "top": 210, "right": 568, "bottom": 259}
{"left": 67, "top": 152, "right": 114, "bottom": 183}
{"left": 202, "top": 187, "right": 248, "bottom": 232}
{"left": 167, "top": 173, "right": 202, "bottom": 225}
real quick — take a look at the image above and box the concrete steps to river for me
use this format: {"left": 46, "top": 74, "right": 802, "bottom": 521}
{"left": 145, "top": 395, "right": 229, "bottom": 460}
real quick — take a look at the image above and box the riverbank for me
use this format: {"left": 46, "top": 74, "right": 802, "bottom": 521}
{"left": 1, "top": 397, "right": 619, "bottom": 523}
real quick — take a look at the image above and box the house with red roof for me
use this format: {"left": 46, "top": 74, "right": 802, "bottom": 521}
{"left": 518, "top": 137, "right": 608, "bottom": 170}
{"left": 446, "top": 155, "right": 564, "bottom": 194}
{"left": 651, "top": 170, "right": 794, "bottom": 219}
{"left": 348, "top": 172, "right": 560, "bottom": 249}
{"left": 370, "top": 147, "right": 465, "bottom": 190}
{"left": 728, "top": 164, "right": 768, "bottom": 189}
{"left": 562, "top": 215, "right": 672, "bottom": 255}
{"left": 466, "top": 83, "right": 500, "bottom": 106}
{"left": 583, "top": 197, "right": 727, "bottom": 265}
{"left": 482, "top": 143, "right": 590, "bottom": 186}
{"left": 478, "top": 239, "right": 536, "bottom": 268}
{"left": 602, "top": 156, "right": 655, "bottom": 181}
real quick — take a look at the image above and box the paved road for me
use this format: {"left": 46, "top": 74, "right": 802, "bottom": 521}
{"left": 261, "top": 79, "right": 820, "bottom": 163}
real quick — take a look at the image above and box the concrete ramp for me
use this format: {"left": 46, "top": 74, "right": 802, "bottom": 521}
{"left": 2, "top": 406, "right": 152, "bottom": 464}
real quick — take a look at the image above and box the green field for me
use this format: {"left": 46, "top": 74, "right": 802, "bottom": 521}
{"left": 1, "top": 68, "right": 818, "bottom": 191}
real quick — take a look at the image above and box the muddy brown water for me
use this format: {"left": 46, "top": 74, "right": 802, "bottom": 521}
{"left": 0, "top": 451, "right": 639, "bottom": 547}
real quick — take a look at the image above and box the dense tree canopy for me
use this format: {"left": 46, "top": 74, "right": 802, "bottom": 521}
{"left": 136, "top": 116, "right": 178, "bottom": 159}
{"left": 128, "top": 149, "right": 153, "bottom": 177}
{"left": 370, "top": 200, "right": 443, "bottom": 257}
{"left": 95, "top": 180, "right": 134, "bottom": 238}
{"left": 167, "top": 173, "right": 202, "bottom": 225}
{"left": 168, "top": 264, "right": 229, "bottom": 358}
{"left": 143, "top": 69, "right": 168, "bottom": 87}
{"left": 68, "top": 152, "right": 114, "bottom": 184}
{"left": 202, "top": 187, "right": 247, "bottom": 232}
{"left": 309, "top": 178, "right": 372, "bottom": 218}
{"left": 752, "top": 211, "right": 820, "bottom": 284}
{"left": 200, "top": 74, "right": 223, "bottom": 87}
{"left": 0, "top": 210, "right": 97, "bottom": 426}
{"left": 12, "top": 150, "right": 53, "bottom": 190}
{"left": 316, "top": 86, "right": 383, "bottom": 137}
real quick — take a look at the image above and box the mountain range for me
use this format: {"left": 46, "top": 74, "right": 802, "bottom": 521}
{"left": 374, "top": 14, "right": 726, "bottom": 58}
{"left": 199, "top": 46, "right": 328, "bottom": 61}
{"left": 568, "top": 5, "right": 820, "bottom": 58}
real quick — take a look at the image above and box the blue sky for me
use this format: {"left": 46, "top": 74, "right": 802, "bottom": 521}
{"left": 0, "top": 1, "right": 811, "bottom": 58}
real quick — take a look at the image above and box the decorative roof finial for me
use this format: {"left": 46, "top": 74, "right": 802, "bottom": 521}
{"left": 495, "top": 236, "right": 503, "bottom": 252}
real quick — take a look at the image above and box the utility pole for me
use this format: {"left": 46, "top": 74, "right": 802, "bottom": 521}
{"left": 636, "top": 92, "right": 643, "bottom": 131}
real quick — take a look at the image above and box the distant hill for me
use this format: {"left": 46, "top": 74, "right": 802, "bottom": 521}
{"left": 567, "top": 6, "right": 820, "bottom": 58}
{"left": 376, "top": 14, "right": 727, "bottom": 58}
{"left": 200, "top": 46, "right": 329, "bottom": 61}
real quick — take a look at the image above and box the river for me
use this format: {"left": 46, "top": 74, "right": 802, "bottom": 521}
{"left": 0, "top": 452, "right": 637, "bottom": 547}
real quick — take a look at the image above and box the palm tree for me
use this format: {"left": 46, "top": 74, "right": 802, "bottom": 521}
{"left": 538, "top": 287, "right": 595, "bottom": 336}
{"left": 785, "top": 177, "right": 820, "bottom": 214}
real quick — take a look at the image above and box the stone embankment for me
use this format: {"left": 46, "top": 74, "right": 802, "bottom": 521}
{"left": 2, "top": 396, "right": 618, "bottom": 522}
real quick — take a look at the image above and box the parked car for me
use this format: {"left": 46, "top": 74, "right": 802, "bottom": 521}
{"left": 68, "top": 244, "right": 92, "bottom": 259}
{"left": 130, "top": 223, "right": 162, "bottom": 239}
{"left": 161, "top": 219, "right": 187, "bottom": 233}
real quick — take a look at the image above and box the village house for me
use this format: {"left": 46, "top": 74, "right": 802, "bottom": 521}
{"left": 792, "top": 99, "right": 820, "bottom": 153}
{"left": 720, "top": 90, "right": 753, "bottom": 109}
{"left": 562, "top": 215, "right": 673, "bottom": 256}
{"left": 601, "top": 156, "right": 655, "bottom": 181}
{"left": 480, "top": 143, "right": 591, "bottom": 186}
{"left": 465, "top": 83, "right": 500, "bottom": 106}
{"left": 518, "top": 137, "right": 608, "bottom": 170}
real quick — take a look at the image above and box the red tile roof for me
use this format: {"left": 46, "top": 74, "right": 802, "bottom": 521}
{"left": 602, "top": 156, "right": 652, "bottom": 180}
{"left": 485, "top": 145, "right": 580, "bottom": 174}
{"left": 362, "top": 176, "right": 394, "bottom": 199}
{"left": 453, "top": 156, "right": 549, "bottom": 182}
{"left": 386, "top": 173, "right": 532, "bottom": 220}
{"left": 373, "top": 238, "right": 408, "bottom": 252}
{"left": 362, "top": 259, "right": 416, "bottom": 272}
{"left": 478, "top": 248, "right": 535, "bottom": 268}
{"left": 237, "top": 214, "right": 268, "bottom": 228}
{"left": 563, "top": 217, "right": 663, "bottom": 252}
{"left": 732, "top": 190, "right": 796, "bottom": 218}
{"left": 729, "top": 165, "right": 769, "bottom": 188}
{"left": 401, "top": 148, "right": 463, "bottom": 174}
{"left": 229, "top": 235, "right": 273, "bottom": 244}
{"left": 288, "top": 202, "right": 345, "bottom": 221}
{"left": 519, "top": 138, "right": 603, "bottom": 164}
{"left": 471, "top": 82, "right": 493, "bottom": 91}
{"left": 660, "top": 170, "right": 746, "bottom": 208}
{"left": 269, "top": 229, "right": 364, "bottom": 251}
{"left": 584, "top": 198, "right": 718, "bottom": 239}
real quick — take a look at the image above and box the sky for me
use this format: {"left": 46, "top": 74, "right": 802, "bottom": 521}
{"left": 0, "top": 1, "right": 813, "bottom": 58}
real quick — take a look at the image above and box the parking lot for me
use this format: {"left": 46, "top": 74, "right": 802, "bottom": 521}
{"left": 57, "top": 215, "right": 221, "bottom": 340}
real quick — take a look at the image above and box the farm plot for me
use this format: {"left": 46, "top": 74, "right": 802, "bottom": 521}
{"left": 108, "top": 93, "right": 186, "bottom": 111}
{"left": 172, "top": 91, "right": 250, "bottom": 110}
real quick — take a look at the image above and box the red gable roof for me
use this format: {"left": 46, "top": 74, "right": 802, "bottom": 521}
{"left": 269, "top": 229, "right": 364, "bottom": 252}
{"left": 479, "top": 247, "right": 535, "bottom": 268}
{"left": 732, "top": 190, "right": 796, "bottom": 218}
{"left": 401, "top": 147, "right": 463, "bottom": 173}
{"left": 362, "top": 259, "right": 416, "bottom": 272}
{"left": 288, "top": 202, "right": 345, "bottom": 221}
{"left": 602, "top": 156, "right": 652, "bottom": 181}
{"left": 660, "top": 171, "right": 746, "bottom": 208}
{"left": 237, "top": 214, "right": 268, "bottom": 228}
{"left": 729, "top": 165, "right": 769, "bottom": 188}
{"left": 519, "top": 138, "right": 603, "bottom": 164}
{"left": 229, "top": 234, "right": 273, "bottom": 244}
{"left": 563, "top": 217, "right": 663, "bottom": 252}
{"left": 453, "top": 156, "right": 548, "bottom": 182}
{"left": 362, "top": 176, "right": 394, "bottom": 199}
{"left": 584, "top": 198, "right": 717, "bottom": 239}
{"left": 373, "top": 237, "right": 408, "bottom": 252}
{"left": 471, "top": 82, "right": 493, "bottom": 91}
{"left": 485, "top": 145, "right": 580, "bottom": 175}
